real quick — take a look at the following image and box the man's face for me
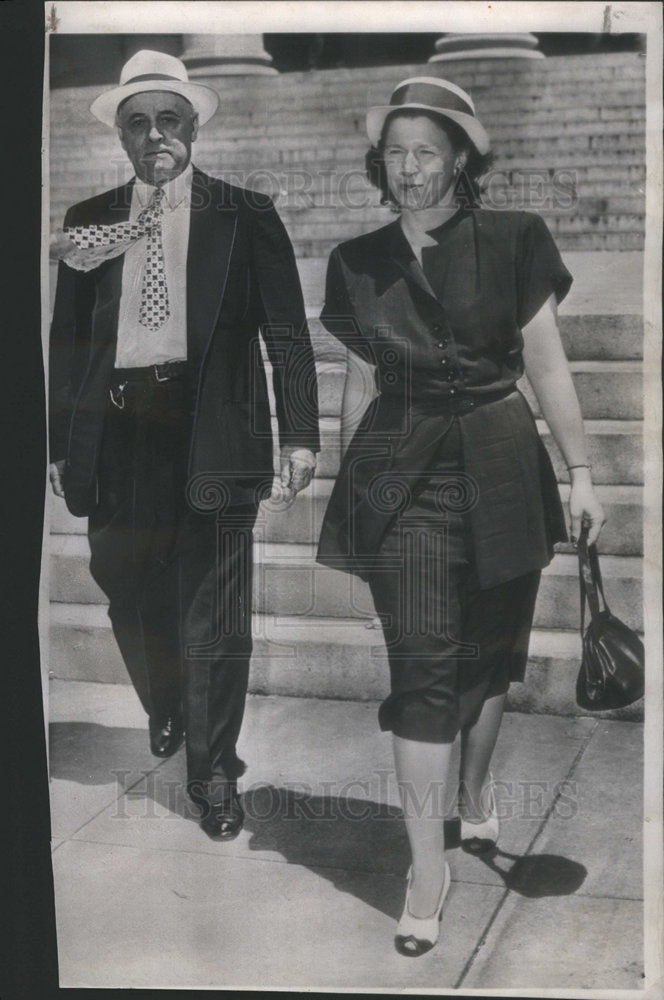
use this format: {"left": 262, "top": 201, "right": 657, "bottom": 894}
{"left": 117, "top": 91, "right": 198, "bottom": 186}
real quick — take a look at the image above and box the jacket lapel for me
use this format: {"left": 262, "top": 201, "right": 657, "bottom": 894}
{"left": 380, "top": 220, "right": 440, "bottom": 304}
{"left": 97, "top": 180, "right": 133, "bottom": 225}
{"left": 91, "top": 181, "right": 134, "bottom": 346}
{"left": 394, "top": 255, "right": 439, "bottom": 303}
{"left": 186, "top": 169, "right": 238, "bottom": 370}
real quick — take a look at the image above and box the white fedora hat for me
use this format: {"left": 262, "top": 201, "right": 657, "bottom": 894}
{"left": 90, "top": 50, "right": 219, "bottom": 127}
{"left": 366, "top": 76, "right": 490, "bottom": 155}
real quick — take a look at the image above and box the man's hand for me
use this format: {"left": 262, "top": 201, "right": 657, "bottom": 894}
{"left": 272, "top": 448, "right": 316, "bottom": 502}
{"left": 49, "top": 460, "right": 66, "bottom": 498}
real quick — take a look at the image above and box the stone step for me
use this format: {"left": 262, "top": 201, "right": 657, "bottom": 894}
{"left": 49, "top": 535, "right": 642, "bottom": 633}
{"left": 270, "top": 196, "right": 646, "bottom": 228}
{"left": 273, "top": 209, "right": 645, "bottom": 247}
{"left": 48, "top": 410, "right": 646, "bottom": 486}
{"left": 49, "top": 129, "right": 646, "bottom": 173}
{"left": 49, "top": 481, "right": 644, "bottom": 556}
{"left": 48, "top": 187, "right": 647, "bottom": 238}
{"left": 520, "top": 362, "right": 643, "bottom": 420}
{"left": 297, "top": 358, "right": 643, "bottom": 421}
{"left": 550, "top": 212, "right": 644, "bottom": 232}
{"left": 536, "top": 419, "right": 642, "bottom": 486}
{"left": 47, "top": 255, "right": 644, "bottom": 361}
{"left": 47, "top": 604, "right": 642, "bottom": 721}
{"left": 260, "top": 482, "right": 643, "bottom": 557}
{"left": 291, "top": 230, "right": 645, "bottom": 257}
{"left": 266, "top": 355, "right": 643, "bottom": 422}
{"left": 306, "top": 315, "right": 645, "bottom": 363}
{"left": 551, "top": 316, "right": 643, "bottom": 361}
{"left": 50, "top": 66, "right": 646, "bottom": 116}
{"left": 295, "top": 224, "right": 647, "bottom": 258}
{"left": 47, "top": 170, "right": 647, "bottom": 217}
{"left": 49, "top": 100, "right": 646, "bottom": 148}
{"left": 49, "top": 100, "right": 646, "bottom": 158}
{"left": 483, "top": 179, "right": 645, "bottom": 201}
{"left": 48, "top": 161, "right": 648, "bottom": 234}
{"left": 49, "top": 200, "right": 649, "bottom": 251}
{"left": 48, "top": 156, "right": 649, "bottom": 195}
{"left": 207, "top": 120, "right": 646, "bottom": 147}
{"left": 49, "top": 173, "right": 645, "bottom": 210}
{"left": 50, "top": 110, "right": 647, "bottom": 157}
{"left": 297, "top": 227, "right": 647, "bottom": 261}
{"left": 300, "top": 245, "right": 644, "bottom": 339}
{"left": 50, "top": 101, "right": 645, "bottom": 148}
{"left": 45, "top": 413, "right": 644, "bottom": 489}
{"left": 252, "top": 548, "right": 644, "bottom": 632}
{"left": 45, "top": 249, "right": 644, "bottom": 365}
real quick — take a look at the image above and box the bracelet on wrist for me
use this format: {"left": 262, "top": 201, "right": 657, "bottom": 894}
{"left": 567, "top": 463, "right": 592, "bottom": 472}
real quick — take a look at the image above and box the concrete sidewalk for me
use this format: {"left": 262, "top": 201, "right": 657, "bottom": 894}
{"left": 49, "top": 679, "right": 643, "bottom": 992}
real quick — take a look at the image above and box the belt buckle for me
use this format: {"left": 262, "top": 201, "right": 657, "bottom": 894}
{"left": 153, "top": 364, "right": 170, "bottom": 383}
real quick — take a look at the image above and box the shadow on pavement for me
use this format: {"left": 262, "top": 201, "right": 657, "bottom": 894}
{"left": 239, "top": 787, "right": 587, "bottom": 913}
{"left": 469, "top": 846, "right": 587, "bottom": 897}
{"left": 242, "top": 784, "right": 410, "bottom": 920}
{"left": 49, "top": 721, "right": 151, "bottom": 785}
{"left": 49, "top": 724, "right": 587, "bottom": 914}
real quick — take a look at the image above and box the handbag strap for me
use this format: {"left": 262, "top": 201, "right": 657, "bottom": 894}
{"left": 578, "top": 526, "right": 610, "bottom": 634}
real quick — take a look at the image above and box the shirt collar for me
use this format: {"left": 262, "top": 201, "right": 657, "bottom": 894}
{"left": 424, "top": 205, "right": 468, "bottom": 243}
{"left": 134, "top": 163, "right": 194, "bottom": 210}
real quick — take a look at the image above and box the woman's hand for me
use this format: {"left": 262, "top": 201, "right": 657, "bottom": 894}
{"left": 568, "top": 468, "right": 605, "bottom": 546}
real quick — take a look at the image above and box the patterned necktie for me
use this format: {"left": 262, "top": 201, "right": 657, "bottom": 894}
{"left": 63, "top": 186, "right": 170, "bottom": 331}
{"left": 137, "top": 187, "right": 169, "bottom": 331}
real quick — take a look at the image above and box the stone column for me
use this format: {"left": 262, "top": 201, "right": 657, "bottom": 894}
{"left": 180, "top": 34, "right": 277, "bottom": 76}
{"left": 429, "top": 33, "right": 544, "bottom": 62}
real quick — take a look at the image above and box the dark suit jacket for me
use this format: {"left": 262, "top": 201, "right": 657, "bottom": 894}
{"left": 50, "top": 168, "right": 320, "bottom": 515}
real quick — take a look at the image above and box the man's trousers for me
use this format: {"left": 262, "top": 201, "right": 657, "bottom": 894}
{"left": 87, "top": 369, "right": 258, "bottom": 804}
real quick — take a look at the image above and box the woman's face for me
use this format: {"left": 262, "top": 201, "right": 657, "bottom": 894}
{"left": 382, "top": 114, "right": 463, "bottom": 211}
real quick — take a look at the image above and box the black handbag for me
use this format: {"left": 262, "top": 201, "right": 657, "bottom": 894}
{"left": 575, "top": 528, "right": 645, "bottom": 711}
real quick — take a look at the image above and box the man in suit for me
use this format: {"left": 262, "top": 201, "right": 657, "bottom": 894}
{"left": 49, "top": 50, "right": 319, "bottom": 840}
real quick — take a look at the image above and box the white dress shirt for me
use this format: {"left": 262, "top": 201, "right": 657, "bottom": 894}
{"left": 114, "top": 164, "right": 192, "bottom": 368}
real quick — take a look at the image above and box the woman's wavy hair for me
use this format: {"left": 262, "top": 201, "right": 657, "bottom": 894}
{"left": 365, "top": 109, "right": 494, "bottom": 210}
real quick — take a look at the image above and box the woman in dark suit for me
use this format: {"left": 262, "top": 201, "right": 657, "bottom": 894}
{"left": 317, "top": 77, "right": 604, "bottom": 956}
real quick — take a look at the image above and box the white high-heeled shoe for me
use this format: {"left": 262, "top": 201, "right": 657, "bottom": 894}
{"left": 459, "top": 778, "right": 499, "bottom": 852}
{"left": 395, "top": 862, "right": 451, "bottom": 957}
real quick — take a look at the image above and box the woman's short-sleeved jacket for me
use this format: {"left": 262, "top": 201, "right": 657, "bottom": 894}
{"left": 317, "top": 208, "right": 572, "bottom": 588}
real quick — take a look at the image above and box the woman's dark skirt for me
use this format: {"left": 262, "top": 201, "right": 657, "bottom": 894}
{"left": 366, "top": 419, "right": 541, "bottom": 744}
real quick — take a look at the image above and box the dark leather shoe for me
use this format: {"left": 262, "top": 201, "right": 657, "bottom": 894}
{"left": 149, "top": 715, "right": 184, "bottom": 758}
{"left": 199, "top": 795, "right": 244, "bottom": 841}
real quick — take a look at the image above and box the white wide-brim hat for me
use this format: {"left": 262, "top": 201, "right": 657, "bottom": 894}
{"left": 90, "top": 49, "right": 219, "bottom": 127}
{"left": 366, "top": 76, "right": 490, "bottom": 155}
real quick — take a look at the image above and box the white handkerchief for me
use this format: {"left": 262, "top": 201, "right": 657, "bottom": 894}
{"left": 49, "top": 229, "right": 143, "bottom": 273}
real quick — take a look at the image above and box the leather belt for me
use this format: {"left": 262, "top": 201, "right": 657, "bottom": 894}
{"left": 380, "top": 383, "right": 517, "bottom": 417}
{"left": 111, "top": 361, "right": 188, "bottom": 384}
{"left": 109, "top": 361, "right": 188, "bottom": 410}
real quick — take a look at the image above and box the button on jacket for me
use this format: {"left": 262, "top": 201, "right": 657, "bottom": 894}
{"left": 317, "top": 208, "right": 571, "bottom": 589}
